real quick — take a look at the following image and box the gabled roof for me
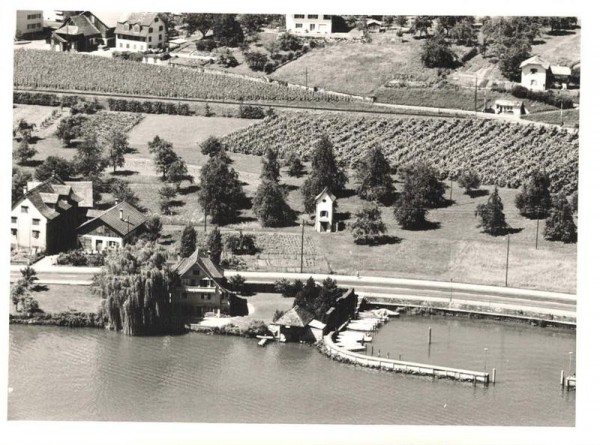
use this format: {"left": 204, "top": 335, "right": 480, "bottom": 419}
{"left": 173, "top": 248, "right": 224, "bottom": 279}
{"left": 39, "top": 193, "right": 60, "bottom": 205}
{"left": 551, "top": 65, "right": 572, "bottom": 76}
{"left": 116, "top": 12, "right": 162, "bottom": 37}
{"left": 520, "top": 55, "right": 550, "bottom": 70}
{"left": 274, "top": 305, "right": 315, "bottom": 328}
{"left": 77, "top": 201, "right": 147, "bottom": 237}
{"left": 314, "top": 187, "right": 337, "bottom": 202}
{"left": 495, "top": 99, "right": 523, "bottom": 107}
{"left": 65, "top": 181, "right": 93, "bottom": 208}
{"left": 55, "top": 14, "right": 102, "bottom": 37}
{"left": 15, "top": 175, "right": 85, "bottom": 221}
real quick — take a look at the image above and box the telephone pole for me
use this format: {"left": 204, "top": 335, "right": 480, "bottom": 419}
{"left": 300, "top": 220, "right": 305, "bottom": 273}
{"left": 505, "top": 234, "right": 510, "bottom": 287}
{"left": 474, "top": 75, "right": 478, "bottom": 118}
{"left": 305, "top": 67, "right": 308, "bottom": 90}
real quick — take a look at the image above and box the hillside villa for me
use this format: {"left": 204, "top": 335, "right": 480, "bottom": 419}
{"left": 51, "top": 11, "right": 116, "bottom": 52}
{"left": 520, "top": 55, "right": 574, "bottom": 91}
{"left": 286, "top": 14, "right": 333, "bottom": 35}
{"left": 116, "top": 12, "right": 167, "bottom": 51}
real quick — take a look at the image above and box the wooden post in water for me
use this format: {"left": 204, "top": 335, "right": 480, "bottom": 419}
{"left": 387, "top": 352, "right": 389, "bottom": 359}
{"left": 492, "top": 368, "right": 496, "bottom": 384}
{"left": 428, "top": 327, "right": 432, "bottom": 345}
{"left": 560, "top": 370, "right": 565, "bottom": 387}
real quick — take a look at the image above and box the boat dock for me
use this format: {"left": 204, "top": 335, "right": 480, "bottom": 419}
{"left": 322, "top": 332, "right": 492, "bottom": 385}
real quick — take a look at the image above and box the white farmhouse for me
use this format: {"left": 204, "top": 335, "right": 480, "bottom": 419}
{"left": 115, "top": 12, "right": 167, "bottom": 51}
{"left": 286, "top": 14, "right": 332, "bottom": 35}
{"left": 15, "top": 10, "right": 44, "bottom": 38}
{"left": 520, "top": 55, "right": 550, "bottom": 91}
{"left": 314, "top": 187, "right": 336, "bottom": 233}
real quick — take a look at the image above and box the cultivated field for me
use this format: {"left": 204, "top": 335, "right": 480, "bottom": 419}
{"left": 222, "top": 112, "right": 579, "bottom": 194}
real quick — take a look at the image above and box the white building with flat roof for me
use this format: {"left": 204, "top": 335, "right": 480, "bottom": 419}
{"left": 286, "top": 14, "right": 332, "bottom": 35}
{"left": 15, "top": 10, "right": 44, "bottom": 38}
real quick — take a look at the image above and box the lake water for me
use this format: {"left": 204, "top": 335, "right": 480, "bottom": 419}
{"left": 8, "top": 316, "right": 576, "bottom": 425}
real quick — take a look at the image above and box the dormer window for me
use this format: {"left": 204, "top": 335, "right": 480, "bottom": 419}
{"left": 155, "top": 17, "right": 159, "bottom": 22}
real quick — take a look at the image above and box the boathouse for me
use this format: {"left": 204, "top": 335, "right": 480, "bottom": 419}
{"left": 271, "top": 305, "right": 317, "bottom": 342}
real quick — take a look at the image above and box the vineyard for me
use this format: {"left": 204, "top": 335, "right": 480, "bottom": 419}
{"left": 222, "top": 114, "right": 579, "bottom": 194}
{"left": 14, "top": 50, "right": 357, "bottom": 103}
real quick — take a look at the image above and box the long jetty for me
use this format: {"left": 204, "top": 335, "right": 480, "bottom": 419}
{"left": 321, "top": 332, "right": 493, "bottom": 385}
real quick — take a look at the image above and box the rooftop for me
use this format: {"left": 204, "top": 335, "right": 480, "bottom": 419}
{"left": 77, "top": 201, "right": 147, "bottom": 237}
{"left": 274, "top": 305, "right": 315, "bottom": 328}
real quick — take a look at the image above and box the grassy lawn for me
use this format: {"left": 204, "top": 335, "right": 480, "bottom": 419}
{"left": 272, "top": 33, "right": 440, "bottom": 96}
{"left": 10, "top": 284, "right": 102, "bottom": 315}
{"left": 243, "top": 292, "right": 294, "bottom": 323}
{"left": 524, "top": 109, "right": 580, "bottom": 128}
{"left": 532, "top": 28, "right": 580, "bottom": 66}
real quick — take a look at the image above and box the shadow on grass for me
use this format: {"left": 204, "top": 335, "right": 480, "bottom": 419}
{"left": 32, "top": 284, "right": 49, "bottom": 292}
{"left": 485, "top": 227, "right": 524, "bottom": 237}
{"left": 112, "top": 170, "right": 139, "bottom": 177}
{"left": 466, "top": 189, "right": 489, "bottom": 199}
{"left": 336, "top": 211, "right": 352, "bottom": 222}
{"left": 170, "top": 200, "right": 185, "bottom": 208}
{"left": 405, "top": 221, "right": 441, "bottom": 232}
{"left": 282, "top": 183, "right": 299, "bottom": 193}
{"left": 356, "top": 235, "right": 402, "bottom": 246}
{"left": 179, "top": 184, "right": 200, "bottom": 195}
{"left": 337, "top": 188, "right": 356, "bottom": 199}
{"left": 434, "top": 198, "right": 455, "bottom": 209}
{"left": 19, "top": 159, "right": 43, "bottom": 168}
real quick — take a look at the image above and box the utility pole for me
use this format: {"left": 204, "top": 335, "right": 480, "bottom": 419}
{"left": 505, "top": 234, "right": 510, "bottom": 287}
{"left": 449, "top": 178, "right": 453, "bottom": 201}
{"left": 305, "top": 67, "right": 308, "bottom": 90}
{"left": 560, "top": 100, "right": 564, "bottom": 126}
{"left": 204, "top": 206, "right": 207, "bottom": 232}
{"left": 300, "top": 219, "right": 305, "bottom": 273}
{"left": 474, "top": 75, "right": 478, "bottom": 118}
{"left": 535, "top": 208, "right": 540, "bottom": 250}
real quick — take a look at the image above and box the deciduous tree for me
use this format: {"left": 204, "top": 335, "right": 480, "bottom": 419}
{"left": 180, "top": 224, "right": 198, "bottom": 258}
{"left": 55, "top": 114, "right": 87, "bottom": 147}
{"left": 515, "top": 170, "right": 552, "bottom": 218}
{"left": 34, "top": 156, "right": 74, "bottom": 181}
{"left": 253, "top": 180, "right": 295, "bottom": 227}
{"left": 106, "top": 129, "right": 129, "bottom": 173}
{"left": 261, "top": 147, "right": 280, "bottom": 182}
{"left": 351, "top": 205, "right": 387, "bottom": 245}
{"left": 457, "top": 169, "right": 481, "bottom": 195}
{"left": 14, "top": 137, "right": 37, "bottom": 165}
{"left": 73, "top": 133, "right": 109, "bottom": 178}
{"left": 356, "top": 146, "right": 395, "bottom": 204}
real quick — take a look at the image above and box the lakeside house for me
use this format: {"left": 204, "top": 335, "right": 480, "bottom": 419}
{"left": 172, "top": 249, "right": 248, "bottom": 320}
{"left": 51, "top": 11, "right": 116, "bottom": 52}
{"left": 315, "top": 187, "right": 336, "bottom": 232}
{"left": 11, "top": 175, "right": 93, "bottom": 254}
{"left": 116, "top": 12, "right": 167, "bottom": 52}
{"left": 76, "top": 201, "right": 148, "bottom": 253}
{"left": 520, "top": 55, "right": 574, "bottom": 91}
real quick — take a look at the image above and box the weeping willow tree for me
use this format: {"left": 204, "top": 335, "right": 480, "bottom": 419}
{"left": 92, "top": 242, "right": 183, "bottom": 336}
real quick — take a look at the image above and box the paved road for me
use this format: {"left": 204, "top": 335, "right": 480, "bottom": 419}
{"left": 9, "top": 265, "right": 576, "bottom": 319}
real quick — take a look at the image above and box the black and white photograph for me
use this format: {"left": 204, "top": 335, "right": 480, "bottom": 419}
{"left": 2, "top": 1, "right": 598, "bottom": 443}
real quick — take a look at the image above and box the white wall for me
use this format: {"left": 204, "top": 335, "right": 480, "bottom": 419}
{"left": 116, "top": 16, "right": 167, "bottom": 51}
{"left": 80, "top": 234, "right": 123, "bottom": 252}
{"left": 11, "top": 198, "right": 47, "bottom": 252}
{"left": 521, "top": 64, "right": 547, "bottom": 91}
{"left": 286, "top": 14, "right": 332, "bottom": 35}
{"left": 16, "top": 10, "right": 44, "bottom": 36}
{"left": 315, "top": 195, "right": 334, "bottom": 232}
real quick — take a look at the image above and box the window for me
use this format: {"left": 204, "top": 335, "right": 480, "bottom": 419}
{"left": 11, "top": 229, "right": 17, "bottom": 236}
{"left": 21, "top": 206, "right": 28, "bottom": 214}
{"left": 295, "top": 23, "right": 303, "bottom": 29}
{"left": 120, "top": 42, "right": 123, "bottom": 48}
{"left": 159, "top": 26, "right": 163, "bottom": 31}
{"left": 32, "top": 218, "right": 40, "bottom": 226}
{"left": 148, "top": 36, "right": 152, "bottom": 42}
{"left": 159, "top": 34, "right": 162, "bottom": 40}
{"left": 149, "top": 27, "right": 153, "bottom": 33}
{"left": 32, "top": 230, "right": 40, "bottom": 239}
{"left": 310, "top": 24, "right": 316, "bottom": 31}
{"left": 324, "top": 15, "right": 332, "bottom": 20}
{"left": 308, "top": 15, "right": 319, "bottom": 19}
{"left": 206, "top": 294, "right": 211, "bottom": 301}
{"left": 155, "top": 17, "right": 159, "bottom": 22}
{"left": 11, "top": 217, "right": 17, "bottom": 224}
{"left": 531, "top": 68, "right": 538, "bottom": 74}
{"left": 320, "top": 210, "right": 328, "bottom": 217}
{"left": 190, "top": 279, "right": 197, "bottom": 286}
{"left": 193, "top": 269, "right": 200, "bottom": 276}
{"left": 322, "top": 199, "right": 327, "bottom": 203}
{"left": 126, "top": 43, "right": 130, "bottom": 49}
{"left": 294, "top": 14, "right": 305, "bottom": 19}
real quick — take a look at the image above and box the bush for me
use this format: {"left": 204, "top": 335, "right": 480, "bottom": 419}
{"left": 228, "top": 274, "right": 247, "bottom": 293}
{"left": 244, "top": 51, "right": 268, "bottom": 71}
{"left": 56, "top": 249, "right": 105, "bottom": 266}
{"left": 225, "top": 232, "right": 258, "bottom": 255}
{"left": 510, "top": 85, "right": 574, "bottom": 109}
{"left": 239, "top": 105, "right": 265, "bottom": 119}
{"left": 220, "top": 256, "right": 248, "bottom": 270}
{"left": 196, "top": 39, "right": 218, "bottom": 52}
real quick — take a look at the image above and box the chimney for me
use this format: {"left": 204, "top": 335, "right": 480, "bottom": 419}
{"left": 23, "top": 185, "right": 27, "bottom": 195}
{"left": 120, "top": 209, "right": 124, "bottom": 220}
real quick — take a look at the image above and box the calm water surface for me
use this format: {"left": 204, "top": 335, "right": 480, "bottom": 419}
{"left": 8, "top": 316, "right": 575, "bottom": 425}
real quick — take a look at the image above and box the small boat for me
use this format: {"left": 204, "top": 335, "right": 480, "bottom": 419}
{"left": 257, "top": 338, "right": 269, "bottom": 347}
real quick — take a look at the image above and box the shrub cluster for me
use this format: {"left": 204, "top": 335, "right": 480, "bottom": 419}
{"left": 14, "top": 91, "right": 80, "bottom": 107}
{"left": 56, "top": 249, "right": 105, "bottom": 267}
{"left": 239, "top": 105, "right": 265, "bottom": 119}
{"left": 107, "top": 98, "right": 192, "bottom": 115}
{"left": 506, "top": 85, "right": 575, "bottom": 109}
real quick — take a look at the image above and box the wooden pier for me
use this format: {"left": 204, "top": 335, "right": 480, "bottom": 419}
{"left": 560, "top": 370, "right": 576, "bottom": 390}
{"left": 322, "top": 333, "right": 492, "bottom": 385}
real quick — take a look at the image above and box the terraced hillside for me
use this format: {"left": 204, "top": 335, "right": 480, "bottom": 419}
{"left": 222, "top": 114, "right": 579, "bottom": 194}
{"left": 13, "top": 50, "right": 357, "bottom": 103}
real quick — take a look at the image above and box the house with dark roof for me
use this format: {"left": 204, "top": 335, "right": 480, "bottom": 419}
{"left": 116, "top": 12, "right": 167, "bottom": 52}
{"left": 171, "top": 249, "right": 248, "bottom": 319}
{"left": 51, "top": 11, "right": 115, "bottom": 52}
{"left": 76, "top": 201, "right": 147, "bottom": 252}
{"left": 271, "top": 305, "right": 318, "bottom": 342}
{"left": 10, "top": 175, "right": 93, "bottom": 254}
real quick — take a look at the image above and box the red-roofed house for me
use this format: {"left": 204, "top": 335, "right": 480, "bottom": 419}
{"left": 10, "top": 175, "right": 93, "bottom": 254}
{"left": 171, "top": 249, "right": 248, "bottom": 319}
{"left": 116, "top": 12, "right": 167, "bottom": 52}
{"left": 76, "top": 201, "right": 148, "bottom": 252}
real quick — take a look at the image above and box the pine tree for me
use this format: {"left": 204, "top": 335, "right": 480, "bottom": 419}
{"left": 475, "top": 186, "right": 508, "bottom": 235}
{"left": 544, "top": 193, "right": 577, "bottom": 243}
{"left": 356, "top": 146, "right": 395, "bottom": 204}
{"left": 180, "top": 224, "right": 198, "bottom": 258}
{"left": 302, "top": 135, "right": 346, "bottom": 213}
{"left": 351, "top": 205, "right": 387, "bottom": 245}
{"left": 515, "top": 170, "right": 552, "bottom": 218}
{"left": 261, "top": 147, "right": 280, "bottom": 182}
{"left": 206, "top": 227, "right": 223, "bottom": 265}
{"left": 198, "top": 152, "right": 246, "bottom": 225}
{"left": 253, "top": 180, "right": 295, "bottom": 227}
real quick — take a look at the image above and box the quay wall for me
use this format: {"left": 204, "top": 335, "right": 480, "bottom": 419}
{"left": 320, "top": 333, "right": 490, "bottom": 384}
